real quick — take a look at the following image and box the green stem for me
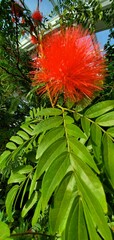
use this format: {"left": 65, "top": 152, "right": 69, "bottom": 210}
{"left": 11, "top": 231, "right": 56, "bottom": 238}
{"left": 77, "top": 112, "right": 114, "bottom": 142}
{"left": 62, "top": 110, "right": 70, "bottom": 153}
{"left": 57, "top": 105, "right": 114, "bottom": 142}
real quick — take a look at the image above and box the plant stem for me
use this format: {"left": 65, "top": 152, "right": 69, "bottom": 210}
{"left": 11, "top": 231, "right": 56, "bottom": 238}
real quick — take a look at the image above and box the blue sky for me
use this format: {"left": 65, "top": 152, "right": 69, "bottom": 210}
{"left": 24, "top": 0, "right": 53, "bottom": 17}
{"left": 96, "top": 29, "right": 114, "bottom": 49}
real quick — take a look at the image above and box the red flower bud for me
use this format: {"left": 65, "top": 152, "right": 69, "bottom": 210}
{"left": 30, "top": 35, "right": 38, "bottom": 44}
{"left": 32, "top": 10, "right": 43, "bottom": 22}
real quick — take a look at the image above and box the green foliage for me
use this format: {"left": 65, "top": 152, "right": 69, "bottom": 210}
{"left": 0, "top": 0, "right": 41, "bottom": 154}
{"left": 1, "top": 101, "right": 114, "bottom": 239}
{"left": 52, "top": 0, "right": 103, "bottom": 32}
{"left": 0, "top": 221, "right": 12, "bottom": 240}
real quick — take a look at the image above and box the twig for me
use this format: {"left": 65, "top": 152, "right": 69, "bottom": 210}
{"left": 0, "top": 65, "right": 21, "bottom": 78}
{"left": 0, "top": 65, "right": 30, "bottom": 84}
{"left": 11, "top": 231, "right": 57, "bottom": 238}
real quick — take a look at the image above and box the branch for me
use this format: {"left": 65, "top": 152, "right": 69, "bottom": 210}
{"left": 0, "top": 65, "right": 30, "bottom": 85}
{"left": 0, "top": 65, "right": 22, "bottom": 78}
{"left": 11, "top": 231, "right": 58, "bottom": 238}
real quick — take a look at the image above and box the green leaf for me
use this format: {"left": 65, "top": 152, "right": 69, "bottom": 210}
{"left": 21, "top": 191, "right": 38, "bottom": 218}
{"left": 69, "top": 137, "right": 99, "bottom": 173}
{"left": 36, "top": 126, "right": 64, "bottom": 159}
{"left": 83, "top": 201, "right": 101, "bottom": 240}
{"left": 85, "top": 100, "right": 114, "bottom": 118}
{"left": 10, "top": 136, "right": 23, "bottom": 145}
{"left": 81, "top": 116, "right": 90, "bottom": 137}
{"left": 35, "top": 137, "right": 66, "bottom": 178}
{"left": 63, "top": 198, "right": 88, "bottom": 240}
{"left": 96, "top": 111, "right": 114, "bottom": 126}
{"left": 75, "top": 173, "right": 112, "bottom": 240}
{"left": 9, "top": 142, "right": 28, "bottom": 162}
{"left": 0, "top": 150, "right": 11, "bottom": 170}
{"left": 32, "top": 116, "right": 63, "bottom": 135}
{"left": 17, "top": 130, "right": 29, "bottom": 140}
{"left": 49, "top": 174, "right": 76, "bottom": 234}
{"left": 66, "top": 124, "right": 86, "bottom": 139}
{"left": 42, "top": 152, "right": 70, "bottom": 211}
{"left": 29, "top": 138, "right": 66, "bottom": 198}
{"left": 70, "top": 154, "right": 107, "bottom": 213}
{"left": 32, "top": 197, "right": 42, "bottom": 226}
{"left": 15, "top": 165, "right": 33, "bottom": 174}
{"left": 20, "top": 178, "right": 30, "bottom": 208}
{"left": 6, "top": 142, "right": 17, "bottom": 150}
{"left": 6, "top": 185, "right": 19, "bottom": 221}
{"left": 8, "top": 173, "right": 26, "bottom": 184}
{"left": 103, "top": 134, "right": 114, "bottom": 187}
{"left": 90, "top": 123, "right": 102, "bottom": 162}
{"left": 0, "top": 222, "right": 10, "bottom": 240}
{"left": 21, "top": 124, "right": 33, "bottom": 135}
{"left": 36, "top": 108, "right": 62, "bottom": 116}
{"left": 29, "top": 170, "right": 37, "bottom": 199}
{"left": 107, "top": 127, "right": 114, "bottom": 137}
{"left": 64, "top": 115, "right": 74, "bottom": 124}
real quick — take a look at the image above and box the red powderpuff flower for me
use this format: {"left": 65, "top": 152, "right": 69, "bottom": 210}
{"left": 30, "top": 35, "right": 38, "bottom": 44}
{"left": 32, "top": 10, "right": 43, "bottom": 22}
{"left": 32, "top": 27, "right": 106, "bottom": 103}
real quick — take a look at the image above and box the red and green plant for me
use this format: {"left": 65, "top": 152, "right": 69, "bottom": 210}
{"left": 0, "top": 0, "right": 114, "bottom": 240}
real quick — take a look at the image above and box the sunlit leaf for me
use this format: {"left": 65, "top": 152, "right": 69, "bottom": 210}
{"left": 8, "top": 173, "right": 26, "bottom": 184}
{"left": 32, "top": 116, "right": 63, "bottom": 135}
{"left": 21, "top": 191, "right": 38, "bottom": 218}
{"left": 29, "top": 170, "right": 37, "bottom": 199}
{"left": 42, "top": 152, "right": 70, "bottom": 210}
{"left": 35, "top": 137, "right": 66, "bottom": 177}
{"left": 103, "top": 134, "right": 114, "bottom": 187}
{"left": 63, "top": 198, "right": 88, "bottom": 240}
{"left": 90, "top": 123, "right": 102, "bottom": 162}
{"left": 36, "top": 108, "right": 62, "bottom": 116}
{"left": 75, "top": 173, "right": 112, "bottom": 240}
{"left": 15, "top": 165, "right": 33, "bottom": 174}
{"left": 96, "top": 111, "right": 114, "bottom": 126}
{"left": 69, "top": 137, "right": 99, "bottom": 173}
{"left": 17, "top": 130, "right": 29, "bottom": 140}
{"left": 20, "top": 178, "right": 30, "bottom": 208}
{"left": 32, "top": 197, "right": 42, "bottom": 226}
{"left": 0, "top": 221, "right": 10, "bottom": 239}
{"left": 6, "top": 185, "right": 19, "bottom": 221}
{"left": 83, "top": 201, "right": 101, "bottom": 240}
{"left": 49, "top": 174, "right": 76, "bottom": 234}
{"left": 66, "top": 124, "right": 86, "bottom": 139}
{"left": 64, "top": 114, "right": 74, "bottom": 124}
{"left": 70, "top": 154, "right": 107, "bottom": 213}
{"left": 85, "top": 100, "right": 114, "bottom": 118}
{"left": 0, "top": 150, "right": 11, "bottom": 170}
{"left": 10, "top": 136, "right": 23, "bottom": 145}
{"left": 81, "top": 116, "right": 90, "bottom": 137}
{"left": 21, "top": 124, "right": 33, "bottom": 135}
{"left": 107, "top": 127, "right": 114, "bottom": 137}
{"left": 36, "top": 126, "right": 64, "bottom": 159}
{"left": 6, "top": 142, "right": 17, "bottom": 150}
